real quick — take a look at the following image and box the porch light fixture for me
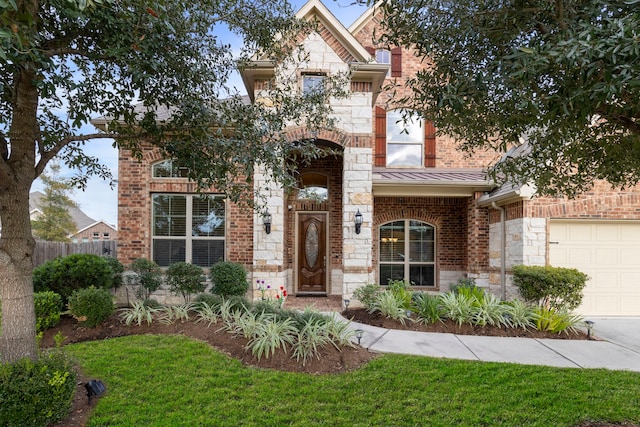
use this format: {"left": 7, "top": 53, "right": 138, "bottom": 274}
{"left": 344, "top": 299, "right": 350, "bottom": 311}
{"left": 585, "top": 320, "right": 595, "bottom": 340}
{"left": 354, "top": 209, "right": 363, "bottom": 234}
{"left": 263, "top": 209, "right": 272, "bottom": 235}
{"left": 354, "top": 328, "right": 364, "bottom": 345}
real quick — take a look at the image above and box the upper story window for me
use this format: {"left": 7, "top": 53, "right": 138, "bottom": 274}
{"left": 297, "top": 173, "right": 328, "bottom": 201}
{"left": 376, "top": 49, "right": 390, "bottom": 77}
{"left": 386, "top": 110, "right": 424, "bottom": 167}
{"left": 302, "top": 73, "right": 326, "bottom": 97}
{"left": 152, "top": 159, "right": 189, "bottom": 178}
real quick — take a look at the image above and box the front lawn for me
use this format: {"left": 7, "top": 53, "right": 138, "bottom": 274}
{"left": 67, "top": 335, "right": 640, "bottom": 426}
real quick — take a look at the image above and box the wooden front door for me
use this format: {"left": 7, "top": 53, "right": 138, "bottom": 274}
{"left": 297, "top": 213, "right": 327, "bottom": 294}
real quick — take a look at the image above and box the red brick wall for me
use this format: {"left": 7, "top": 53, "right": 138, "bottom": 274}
{"left": 117, "top": 142, "right": 253, "bottom": 268}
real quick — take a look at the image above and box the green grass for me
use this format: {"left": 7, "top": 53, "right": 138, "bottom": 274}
{"left": 67, "top": 335, "right": 640, "bottom": 426}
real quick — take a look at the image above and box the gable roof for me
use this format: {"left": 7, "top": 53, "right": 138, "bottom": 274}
{"left": 240, "top": 0, "right": 388, "bottom": 103}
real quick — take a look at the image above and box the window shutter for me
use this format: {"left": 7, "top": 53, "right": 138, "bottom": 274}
{"left": 391, "top": 47, "right": 402, "bottom": 77}
{"left": 424, "top": 120, "right": 436, "bottom": 167}
{"left": 375, "top": 106, "right": 386, "bottom": 167}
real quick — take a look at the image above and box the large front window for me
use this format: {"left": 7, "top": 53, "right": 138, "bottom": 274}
{"left": 386, "top": 110, "right": 424, "bottom": 167}
{"left": 379, "top": 220, "right": 435, "bottom": 287}
{"left": 152, "top": 194, "right": 225, "bottom": 267}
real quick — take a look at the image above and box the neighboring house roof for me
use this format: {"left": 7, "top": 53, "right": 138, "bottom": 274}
{"left": 373, "top": 168, "right": 495, "bottom": 197}
{"left": 29, "top": 191, "right": 117, "bottom": 235}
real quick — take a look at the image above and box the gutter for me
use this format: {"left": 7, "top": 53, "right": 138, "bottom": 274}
{"left": 491, "top": 202, "right": 507, "bottom": 300}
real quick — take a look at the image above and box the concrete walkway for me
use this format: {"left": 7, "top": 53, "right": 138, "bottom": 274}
{"left": 341, "top": 315, "right": 640, "bottom": 372}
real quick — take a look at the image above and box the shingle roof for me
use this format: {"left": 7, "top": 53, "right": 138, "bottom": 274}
{"left": 29, "top": 191, "right": 96, "bottom": 231}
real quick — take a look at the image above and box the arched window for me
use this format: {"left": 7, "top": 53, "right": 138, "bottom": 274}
{"left": 379, "top": 220, "right": 435, "bottom": 287}
{"left": 152, "top": 159, "right": 189, "bottom": 178}
{"left": 297, "top": 173, "right": 328, "bottom": 201}
{"left": 386, "top": 110, "right": 424, "bottom": 167}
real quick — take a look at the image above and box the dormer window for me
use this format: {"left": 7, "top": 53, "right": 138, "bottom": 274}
{"left": 152, "top": 159, "right": 189, "bottom": 178}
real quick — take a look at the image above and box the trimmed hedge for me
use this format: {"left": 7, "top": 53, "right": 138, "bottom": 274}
{"left": 209, "top": 261, "right": 249, "bottom": 297}
{"left": 67, "top": 286, "right": 115, "bottom": 328}
{"left": 0, "top": 350, "right": 77, "bottom": 427}
{"left": 33, "top": 253, "right": 115, "bottom": 303}
{"left": 166, "top": 262, "right": 206, "bottom": 303}
{"left": 34, "top": 291, "right": 63, "bottom": 332}
{"left": 512, "top": 265, "right": 588, "bottom": 310}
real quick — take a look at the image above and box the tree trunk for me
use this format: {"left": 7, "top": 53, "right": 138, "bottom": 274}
{"left": 0, "top": 185, "right": 37, "bottom": 363}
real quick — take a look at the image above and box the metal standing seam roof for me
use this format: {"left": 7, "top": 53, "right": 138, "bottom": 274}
{"left": 373, "top": 169, "right": 492, "bottom": 185}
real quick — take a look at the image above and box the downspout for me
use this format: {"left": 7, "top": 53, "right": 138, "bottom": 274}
{"left": 491, "top": 202, "right": 506, "bottom": 300}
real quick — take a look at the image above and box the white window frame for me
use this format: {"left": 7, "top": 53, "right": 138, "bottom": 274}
{"left": 376, "top": 49, "right": 391, "bottom": 77}
{"left": 378, "top": 219, "right": 436, "bottom": 287}
{"left": 152, "top": 159, "right": 189, "bottom": 178}
{"left": 386, "top": 109, "right": 424, "bottom": 167}
{"left": 301, "top": 73, "right": 326, "bottom": 97}
{"left": 151, "top": 194, "right": 226, "bottom": 267}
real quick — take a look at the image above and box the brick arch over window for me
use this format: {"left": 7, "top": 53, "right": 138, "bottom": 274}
{"left": 375, "top": 210, "right": 443, "bottom": 229}
{"left": 285, "top": 126, "right": 351, "bottom": 148}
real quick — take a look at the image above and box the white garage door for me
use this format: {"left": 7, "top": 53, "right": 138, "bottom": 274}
{"left": 549, "top": 220, "right": 640, "bottom": 316}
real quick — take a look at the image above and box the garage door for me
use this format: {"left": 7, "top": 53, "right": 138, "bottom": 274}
{"left": 549, "top": 220, "right": 640, "bottom": 316}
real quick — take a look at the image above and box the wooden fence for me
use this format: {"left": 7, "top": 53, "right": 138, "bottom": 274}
{"left": 33, "top": 240, "right": 117, "bottom": 266}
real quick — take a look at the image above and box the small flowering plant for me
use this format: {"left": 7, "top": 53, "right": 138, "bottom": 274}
{"left": 256, "top": 280, "right": 270, "bottom": 300}
{"left": 275, "top": 286, "right": 288, "bottom": 307}
{"left": 256, "top": 280, "right": 287, "bottom": 307}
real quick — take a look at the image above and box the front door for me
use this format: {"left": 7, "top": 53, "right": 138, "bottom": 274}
{"left": 297, "top": 213, "right": 327, "bottom": 294}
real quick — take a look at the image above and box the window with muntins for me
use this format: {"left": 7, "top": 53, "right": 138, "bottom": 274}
{"left": 386, "top": 110, "right": 424, "bottom": 167}
{"left": 376, "top": 49, "right": 390, "bottom": 77}
{"left": 152, "top": 194, "right": 225, "bottom": 267}
{"left": 302, "top": 74, "right": 325, "bottom": 97}
{"left": 379, "top": 220, "right": 435, "bottom": 287}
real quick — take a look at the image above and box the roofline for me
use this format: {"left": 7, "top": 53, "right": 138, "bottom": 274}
{"left": 476, "top": 183, "right": 537, "bottom": 207}
{"left": 348, "top": 1, "right": 382, "bottom": 34}
{"left": 73, "top": 220, "right": 118, "bottom": 235}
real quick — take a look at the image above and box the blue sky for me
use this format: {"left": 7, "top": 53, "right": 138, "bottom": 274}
{"left": 31, "top": 0, "right": 369, "bottom": 226}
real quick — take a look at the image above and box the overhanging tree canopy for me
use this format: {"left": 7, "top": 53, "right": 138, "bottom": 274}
{"left": 0, "top": 0, "right": 341, "bottom": 363}
{"left": 372, "top": 0, "right": 640, "bottom": 197}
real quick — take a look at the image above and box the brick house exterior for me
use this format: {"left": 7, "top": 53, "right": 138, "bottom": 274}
{"left": 112, "top": 0, "right": 640, "bottom": 315}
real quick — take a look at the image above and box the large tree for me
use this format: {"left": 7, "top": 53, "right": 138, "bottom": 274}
{"left": 31, "top": 163, "right": 78, "bottom": 241}
{"left": 0, "top": 0, "right": 340, "bottom": 362}
{"left": 372, "top": 0, "right": 640, "bottom": 196}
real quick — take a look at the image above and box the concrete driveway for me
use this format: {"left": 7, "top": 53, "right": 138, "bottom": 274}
{"left": 588, "top": 317, "right": 640, "bottom": 353}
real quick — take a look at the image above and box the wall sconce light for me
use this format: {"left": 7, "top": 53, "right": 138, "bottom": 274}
{"left": 585, "top": 320, "right": 595, "bottom": 340}
{"left": 263, "top": 209, "right": 272, "bottom": 235}
{"left": 354, "top": 209, "right": 363, "bottom": 234}
{"left": 354, "top": 328, "right": 364, "bottom": 345}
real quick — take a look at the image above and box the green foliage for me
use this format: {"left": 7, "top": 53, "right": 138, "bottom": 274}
{"left": 439, "top": 291, "right": 476, "bottom": 326}
{"left": 352, "top": 283, "right": 383, "bottom": 310}
{"left": 193, "top": 293, "right": 223, "bottom": 310}
{"left": 291, "top": 317, "right": 333, "bottom": 366}
{"left": 513, "top": 265, "right": 588, "bottom": 310}
{"left": 30, "top": 163, "right": 78, "bottom": 242}
{"left": 129, "top": 258, "right": 163, "bottom": 301}
{"left": 103, "top": 256, "right": 124, "bottom": 289}
{"left": 119, "top": 302, "right": 159, "bottom": 326}
{"left": 34, "top": 291, "right": 63, "bottom": 333}
{"left": 377, "top": 0, "right": 640, "bottom": 196}
{"left": 67, "top": 286, "right": 115, "bottom": 328}
{"left": 451, "top": 278, "right": 486, "bottom": 303}
{"left": 209, "top": 261, "right": 249, "bottom": 297}
{"left": 248, "top": 317, "right": 297, "bottom": 360}
{"left": 369, "top": 291, "right": 410, "bottom": 325}
{"left": 0, "top": 349, "right": 77, "bottom": 427}
{"left": 471, "top": 293, "right": 507, "bottom": 327}
{"left": 534, "top": 306, "right": 584, "bottom": 334}
{"left": 156, "top": 303, "right": 196, "bottom": 325}
{"left": 411, "top": 292, "right": 442, "bottom": 324}
{"left": 33, "top": 253, "right": 114, "bottom": 303}
{"left": 503, "top": 300, "right": 537, "bottom": 330}
{"left": 165, "top": 262, "right": 206, "bottom": 303}
{"left": 387, "top": 279, "right": 413, "bottom": 309}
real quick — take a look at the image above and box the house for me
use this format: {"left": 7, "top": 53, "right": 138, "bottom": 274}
{"left": 110, "top": 0, "right": 640, "bottom": 315}
{"left": 29, "top": 191, "right": 118, "bottom": 243}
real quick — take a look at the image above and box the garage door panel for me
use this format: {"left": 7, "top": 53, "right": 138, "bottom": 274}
{"left": 549, "top": 221, "right": 640, "bottom": 316}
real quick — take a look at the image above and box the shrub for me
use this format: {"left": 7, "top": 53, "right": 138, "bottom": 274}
{"left": 534, "top": 306, "right": 584, "bottom": 334}
{"left": 387, "top": 279, "right": 413, "bottom": 309}
{"left": 129, "top": 258, "right": 163, "bottom": 301}
{"left": 209, "top": 261, "right": 249, "bottom": 297}
{"left": 33, "top": 253, "right": 114, "bottom": 303}
{"left": 193, "top": 293, "right": 223, "bottom": 310}
{"left": 0, "top": 349, "right": 77, "bottom": 427}
{"left": 103, "top": 256, "right": 124, "bottom": 289}
{"left": 369, "top": 291, "right": 410, "bottom": 325}
{"left": 34, "top": 291, "right": 63, "bottom": 332}
{"left": 166, "top": 262, "right": 206, "bottom": 303}
{"left": 471, "top": 292, "right": 507, "bottom": 327}
{"left": 513, "top": 265, "right": 588, "bottom": 310}
{"left": 411, "top": 292, "right": 442, "bottom": 324}
{"left": 439, "top": 291, "right": 475, "bottom": 326}
{"left": 451, "top": 278, "right": 486, "bottom": 302}
{"left": 352, "top": 283, "right": 383, "bottom": 309}
{"left": 67, "top": 286, "right": 115, "bottom": 328}
{"left": 503, "top": 300, "right": 537, "bottom": 330}
{"left": 119, "top": 301, "right": 159, "bottom": 326}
